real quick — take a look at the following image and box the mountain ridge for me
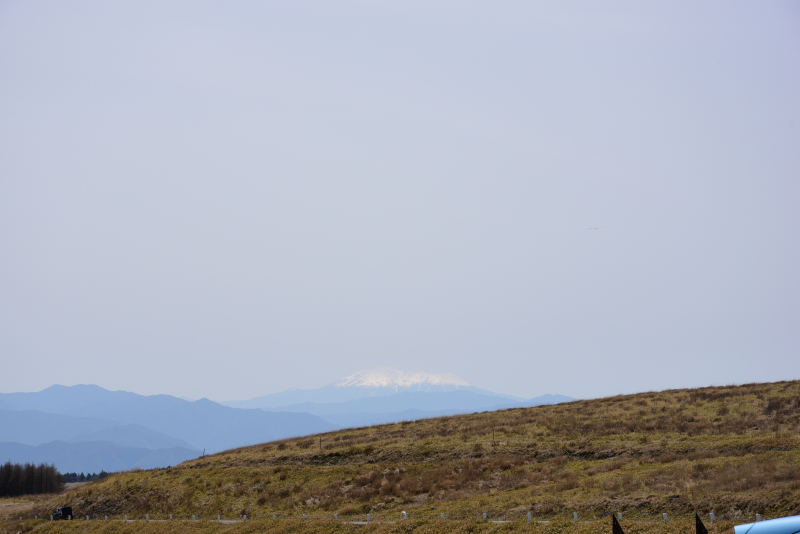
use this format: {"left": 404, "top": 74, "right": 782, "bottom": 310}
{"left": 334, "top": 368, "right": 471, "bottom": 389}
{"left": 0, "top": 373, "right": 572, "bottom": 473}
{"left": 0, "top": 440, "right": 199, "bottom": 474}
{"left": 0, "top": 386, "right": 334, "bottom": 472}
{"left": 223, "top": 367, "right": 530, "bottom": 409}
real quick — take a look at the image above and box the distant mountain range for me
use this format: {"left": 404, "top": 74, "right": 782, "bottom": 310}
{"left": 0, "top": 441, "right": 199, "bottom": 473}
{"left": 223, "top": 368, "right": 573, "bottom": 429}
{"left": 0, "top": 368, "right": 573, "bottom": 474}
{"left": 0, "top": 410, "right": 192, "bottom": 449}
{"left": 0, "top": 385, "right": 332, "bottom": 473}
{"left": 223, "top": 368, "right": 524, "bottom": 409}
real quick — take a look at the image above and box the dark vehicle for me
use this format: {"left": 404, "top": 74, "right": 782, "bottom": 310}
{"left": 51, "top": 507, "right": 72, "bottom": 520}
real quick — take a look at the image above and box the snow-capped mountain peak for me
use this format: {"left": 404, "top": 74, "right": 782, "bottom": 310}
{"left": 335, "top": 368, "right": 471, "bottom": 390}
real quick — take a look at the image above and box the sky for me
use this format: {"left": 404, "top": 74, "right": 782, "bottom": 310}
{"left": 1, "top": 1, "right": 798, "bottom": 402}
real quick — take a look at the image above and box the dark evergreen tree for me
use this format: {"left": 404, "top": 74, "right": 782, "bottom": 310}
{"left": 0, "top": 462, "right": 63, "bottom": 497}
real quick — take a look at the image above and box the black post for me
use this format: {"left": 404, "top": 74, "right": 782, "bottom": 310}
{"left": 613, "top": 514, "right": 625, "bottom": 534}
{"left": 696, "top": 513, "right": 709, "bottom": 534}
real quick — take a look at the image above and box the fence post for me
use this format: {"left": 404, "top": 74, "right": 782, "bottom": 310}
{"left": 303, "top": 514, "right": 307, "bottom": 520}
{"left": 192, "top": 515, "right": 196, "bottom": 521}
{"left": 217, "top": 515, "right": 220, "bottom": 523}
{"left": 574, "top": 512, "right": 578, "bottom": 523}
{"left": 663, "top": 513, "right": 668, "bottom": 523}
{"left": 756, "top": 515, "right": 762, "bottom": 522}
{"left": 146, "top": 514, "right": 149, "bottom": 522}
{"left": 618, "top": 512, "right": 623, "bottom": 521}
{"left": 335, "top": 514, "right": 338, "bottom": 521}
{"left": 124, "top": 515, "right": 128, "bottom": 522}
{"left": 105, "top": 515, "right": 107, "bottom": 521}
{"left": 367, "top": 513, "right": 371, "bottom": 523}
{"left": 710, "top": 513, "right": 715, "bottom": 525}
{"left": 169, "top": 514, "right": 172, "bottom": 520}
{"left": 273, "top": 514, "right": 276, "bottom": 520}
{"left": 528, "top": 512, "right": 532, "bottom": 523}
{"left": 483, "top": 512, "right": 487, "bottom": 521}
{"left": 243, "top": 515, "right": 246, "bottom": 521}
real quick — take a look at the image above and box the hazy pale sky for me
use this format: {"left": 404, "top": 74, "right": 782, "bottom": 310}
{"left": 1, "top": 1, "right": 798, "bottom": 401}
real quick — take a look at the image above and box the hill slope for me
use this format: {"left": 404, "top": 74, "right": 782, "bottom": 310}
{"left": 32, "top": 380, "right": 800, "bottom": 522}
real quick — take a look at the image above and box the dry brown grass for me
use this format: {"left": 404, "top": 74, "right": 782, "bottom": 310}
{"left": 0, "top": 499, "right": 36, "bottom": 517}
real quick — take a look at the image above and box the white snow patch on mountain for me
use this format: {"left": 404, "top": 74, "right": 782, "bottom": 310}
{"left": 335, "top": 368, "right": 471, "bottom": 389}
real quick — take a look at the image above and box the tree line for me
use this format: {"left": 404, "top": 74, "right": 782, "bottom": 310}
{"left": 0, "top": 462, "right": 63, "bottom": 497}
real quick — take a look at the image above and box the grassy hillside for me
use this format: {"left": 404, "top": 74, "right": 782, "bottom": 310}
{"left": 25, "top": 380, "right": 800, "bottom": 528}
{"left": 0, "top": 517, "right": 746, "bottom": 534}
